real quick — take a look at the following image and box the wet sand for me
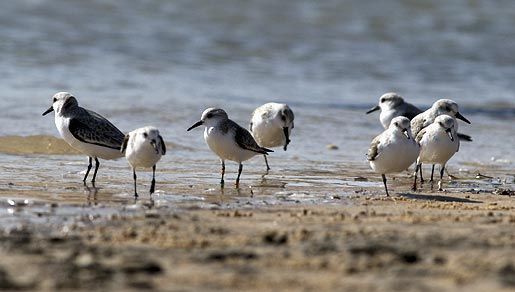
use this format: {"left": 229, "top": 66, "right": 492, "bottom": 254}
{"left": 0, "top": 154, "right": 513, "bottom": 291}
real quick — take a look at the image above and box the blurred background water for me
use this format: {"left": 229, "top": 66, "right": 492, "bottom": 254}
{"left": 0, "top": 0, "right": 513, "bottom": 201}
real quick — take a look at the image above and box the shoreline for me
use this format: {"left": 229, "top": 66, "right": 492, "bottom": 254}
{"left": 0, "top": 162, "right": 513, "bottom": 291}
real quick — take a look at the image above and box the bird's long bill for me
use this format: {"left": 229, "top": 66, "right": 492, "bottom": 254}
{"left": 366, "top": 105, "right": 380, "bottom": 114}
{"left": 446, "top": 128, "right": 454, "bottom": 141}
{"left": 283, "top": 127, "right": 290, "bottom": 151}
{"left": 42, "top": 106, "right": 54, "bottom": 116}
{"left": 150, "top": 141, "right": 158, "bottom": 154}
{"left": 402, "top": 128, "right": 410, "bottom": 139}
{"left": 455, "top": 112, "right": 471, "bottom": 124}
{"left": 187, "top": 120, "right": 203, "bottom": 131}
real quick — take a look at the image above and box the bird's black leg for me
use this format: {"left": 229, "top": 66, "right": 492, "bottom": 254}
{"left": 264, "top": 155, "right": 270, "bottom": 173}
{"left": 150, "top": 165, "right": 156, "bottom": 194}
{"left": 220, "top": 160, "right": 225, "bottom": 188}
{"left": 438, "top": 165, "right": 445, "bottom": 191}
{"left": 91, "top": 157, "right": 100, "bottom": 183}
{"left": 381, "top": 174, "right": 389, "bottom": 196}
{"left": 83, "top": 157, "right": 93, "bottom": 182}
{"left": 430, "top": 165, "right": 435, "bottom": 190}
{"left": 133, "top": 168, "right": 138, "bottom": 198}
{"left": 235, "top": 163, "right": 243, "bottom": 188}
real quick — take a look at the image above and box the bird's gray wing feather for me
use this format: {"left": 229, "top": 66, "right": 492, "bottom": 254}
{"left": 410, "top": 115, "right": 427, "bottom": 137}
{"left": 231, "top": 120, "right": 272, "bottom": 154}
{"left": 402, "top": 103, "right": 423, "bottom": 120}
{"left": 415, "top": 127, "right": 427, "bottom": 144}
{"left": 69, "top": 109, "right": 125, "bottom": 150}
{"left": 367, "top": 136, "right": 381, "bottom": 161}
{"left": 120, "top": 134, "right": 129, "bottom": 153}
{"left": 158, "top": 135, "right": 166, "bottom": 155}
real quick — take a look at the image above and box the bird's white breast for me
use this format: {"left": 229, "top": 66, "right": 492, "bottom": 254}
{"left": 370, "top": 131, "right": 420, "bottom": 174}
{"left": 125, "top": 138, "right": 162, "bottom": 169}
{"left": 418, "top": 126, "right": 459, "bottom": 165}
{"left": 251, "top": 117, "right": 285, "bottom": 148}
{"left": 204, "top": 126, "right": 257, "bottom": 163}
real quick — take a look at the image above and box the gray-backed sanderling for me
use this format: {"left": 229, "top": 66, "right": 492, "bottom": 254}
{"left": 413, "top": 115, "right": 459, "bottom": 191}
{"left": 250, "top": 102, "right": 294, "bottom": 171}
{"left": 366, "top": 93, "right": 422, "bottom": 129}
{"left": 410, "top": 99, "right": 470, "bottom": 183}
{"left": 411, "top": 99, "right": 470, "bottom": 137}
{"left": 367, "top": 116, "right": 419, "bottom": 196}
{"left": 43, "top": 92, "right": 125, "bottom": 183}
{"left": 367, "top": 93, "right": 472, "bottom": 141}
{"left": 121, "top": 126, "right": 166, "bottom": 197}
{"left": 187, "top": 108, "right": 273, "bottom": 187}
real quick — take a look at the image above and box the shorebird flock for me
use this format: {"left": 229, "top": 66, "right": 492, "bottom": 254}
{"left": 42, "top": 91, "right": 470, "bottom": 197}
{"left": 366, "top": 93, "right": 471, "bottom": 195}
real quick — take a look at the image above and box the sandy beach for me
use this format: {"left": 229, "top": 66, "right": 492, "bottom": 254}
{"left": 0, "top": 157, "right": 513, "bottom": 291}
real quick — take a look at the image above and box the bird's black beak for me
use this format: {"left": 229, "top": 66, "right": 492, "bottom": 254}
{"left": 187, "top": 120, "right": 203, "bottom": 131}
{"left": 455, "top": 112, "right": 470, "bottom": 124}
{"left": 283, "top": 127, "right": 291, "bottom": 151}
{"left": 42, "top": 106, "right": 54, "bottom": 116}
{"left": 402, "top": 128, "right": 410, "bottom": 139}
{"left": 150, "top": 140, "right": 159, "bottom": 154}
{"left": 366, "top": 105, "right": 380, "bottom": 114}
{"left": 446, "top": 128, "right": 454, "bottom": 141}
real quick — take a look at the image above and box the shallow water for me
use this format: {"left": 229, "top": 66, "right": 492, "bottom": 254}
{"left": 0, "top": 1, "right": 514, "bottom": 230}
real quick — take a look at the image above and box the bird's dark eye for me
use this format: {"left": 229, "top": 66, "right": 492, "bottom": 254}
{"left": 380, "top": 98, "right": 385, "bottom": 103}
{"left": 394, "top": 122, "right": 398, "bottom": 127}
{"left": 143, "top": 133, "right": 148, "bottom": 138}
{"left": 206, "top": 113, "right": 213, "bottom": 119}
{"left": 445, "top": 106, "right": 451, "bottom": 111}
{"left": 281, "top": 115, "right": 286, "bottom": 121}
{"left": 439, "top": 122, "right": 444, "bottom": 127}
{"left": 53, "top": 98, "right": 57, "bottom": 102}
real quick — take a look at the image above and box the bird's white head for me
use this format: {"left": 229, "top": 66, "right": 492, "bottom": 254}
{"left": 432, "top": 99, "right": 470, "bottom": 124}
{"left": 270, "top": 104, "right": 294, "bottom": 150}
{"left": 187, "top": 108, "right": 229, "bottom": 131}
{"left": 135, "top": 126, "right": 166, "bottom": 155}
{"left": 389, "top": 116, "right": 412, "bottom": 139}
{"left": 434, "top": 114, "right": 456, "bottom": 141}
{"left": 42, "top": 92, "right": 79, "bottom": 116}
{"left": 366, "top": 92, "right": 404, "bottom": 114}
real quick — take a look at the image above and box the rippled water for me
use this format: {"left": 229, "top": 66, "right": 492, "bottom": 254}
{"left": 0, "top": 1, "right": 514, "bottom": 227}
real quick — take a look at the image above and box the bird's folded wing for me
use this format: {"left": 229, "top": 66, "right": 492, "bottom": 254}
{"left": 415, "top": 127, "right": 427, "bottom": 144}
{"left": 367, "top": 137, "right": 381, "bottom": 161}
{"left": 69, "top": 110, "right": 125, "bottom": 150}
{"left": 233, "top": 122, "right": 271, "bottom": 154}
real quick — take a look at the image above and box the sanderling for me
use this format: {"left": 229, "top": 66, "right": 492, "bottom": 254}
{"left": 411, "top": 99, "right": 470, "bottom": 137}
{"left": 187, "top": 108, "right": 273, "bottom": 187}
{"left": 43, "top": 92, "right": 125, "bottom": 183}
{"left": 250, "top": 103, "right": 294, "bottom": 171}
{"left": 367, "top": 116, "right": 419, "bottom": 196}
{"left": 413, "top": 115, "right": 459, "bottom": 191}
{"left": 367, "top": 93, "right": 472, "bottom": 141}
{"left": 410, "top": 99, "right": 470, "bottom": 182}
{"left": 121, "top": 126, "right": 166, "bottom": 197}
{"left": 366, "top": 93, "right": 422, "bottom": 129}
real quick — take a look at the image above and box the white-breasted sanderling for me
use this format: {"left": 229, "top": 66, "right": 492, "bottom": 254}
{"left": 121, "top": 126, "right": 166, "bottom": 197}
{"left": 367, "top": 116, "right": 420, "bottom": 196}
{"left": 187, "top": 108, "right": 273, "bottom": 187}
{"left": 42, "top": 92, "right": 125, "bottom": 183}
{"left": 413, "top": 115, "right": 459, "bottom": 191}
{"left": 410, "top": 99, "right": 470, "bottom": 183}
{"left": 367, "top": 93, "right": 472, "bottom": 141}
{"left": 250, "top": 102, "right": 294, "bottom": 171}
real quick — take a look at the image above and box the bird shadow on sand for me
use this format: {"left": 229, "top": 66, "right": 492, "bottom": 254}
{"left": 397, "top": 192, "right": 483, "bottom": 203}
